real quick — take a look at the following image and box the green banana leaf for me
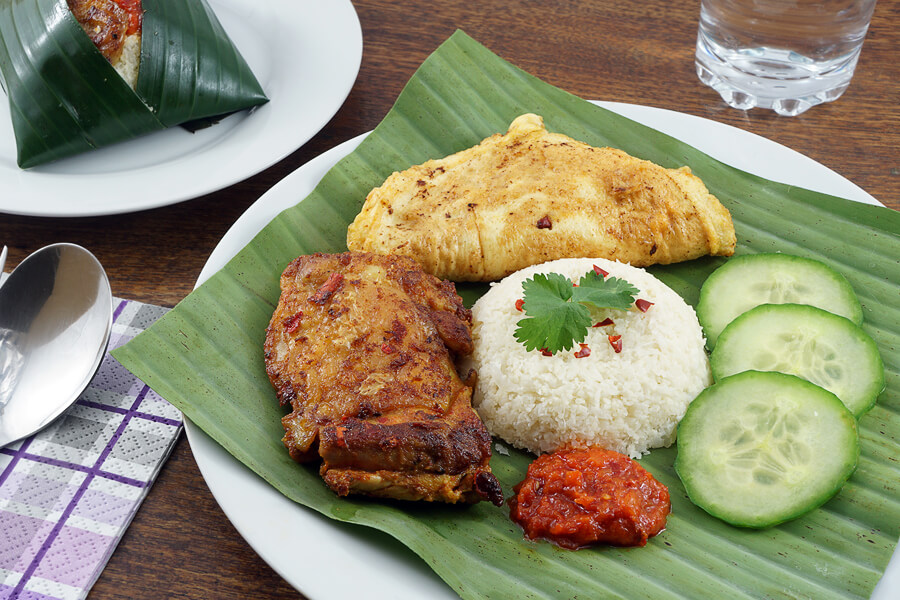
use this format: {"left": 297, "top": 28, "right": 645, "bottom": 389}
{"left": 112, "top": 31, "right": 900, "bottom": 600}
{"left": 0, "top": 0, "right": 267, "bottom": 168}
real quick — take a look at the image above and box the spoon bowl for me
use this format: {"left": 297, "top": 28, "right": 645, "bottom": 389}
{"left": 0, "top": 243, "right": 112, "bottom": 447}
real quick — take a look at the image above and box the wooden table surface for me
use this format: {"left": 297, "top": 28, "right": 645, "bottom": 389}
{"left": 1, "top": 1, "right": 897, "bottom": 598}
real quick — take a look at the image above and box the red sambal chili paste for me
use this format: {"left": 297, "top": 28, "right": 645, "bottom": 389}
{"left": 509, "top": 447, "right": 670, "bottom": 549}
{"left": 113, "top": 0, "right": 143, "bottom": 35}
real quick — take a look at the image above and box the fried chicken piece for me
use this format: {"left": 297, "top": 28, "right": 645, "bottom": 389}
{"left": 347, "top": 113, "right": 736, "bottom": 281}
{"left": 264, "top": 252, "right": 502, "bottom": 506}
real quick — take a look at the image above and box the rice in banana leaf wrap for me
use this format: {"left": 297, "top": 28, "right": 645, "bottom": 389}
{"left": 0, "top": 0, "right": 268, "bottom": 168}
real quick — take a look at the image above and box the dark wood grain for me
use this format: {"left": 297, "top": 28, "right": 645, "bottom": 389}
{"left": 0, "top": 1, "right": 896, "bottom": 599}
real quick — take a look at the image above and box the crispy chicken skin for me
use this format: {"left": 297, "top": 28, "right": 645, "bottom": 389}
{"left": 264, "top": 252, "right": 502, "bottom": 506}
{"left": 347, "top": 113, "right": 736, "bottom": 281}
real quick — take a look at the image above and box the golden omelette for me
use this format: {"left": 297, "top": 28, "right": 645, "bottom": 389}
{"left": 347, "top": 114, "right": 736, "bottom": 281}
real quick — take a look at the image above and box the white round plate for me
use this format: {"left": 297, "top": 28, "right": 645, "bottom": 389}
{"left": 190, "top": 102, "right": 896, "bottom": 600}
{"left": 0, "top": 0, "right": 362, "bottom": 217}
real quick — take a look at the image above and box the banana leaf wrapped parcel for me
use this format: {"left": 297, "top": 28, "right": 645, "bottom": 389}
{"left": 0, "top": 0, "right": 268, "bottom": 168}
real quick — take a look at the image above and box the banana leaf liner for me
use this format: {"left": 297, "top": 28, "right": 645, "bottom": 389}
{"left": 0, "top": 0, "right": 267, "bottom": 168}
{"left": 112, "top": 31, "right": 900, "bottom": 600}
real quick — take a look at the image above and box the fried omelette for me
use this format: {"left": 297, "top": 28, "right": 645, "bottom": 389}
{"left": 347, "top": 113, "right": 736, "bottom": 281}
{"left": 264, "top": 251, "right": 503, "bottom": 505}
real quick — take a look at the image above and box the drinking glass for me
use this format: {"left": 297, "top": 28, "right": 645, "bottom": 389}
{"left": 695, "top": 0, "right": 878, "bottom": 116}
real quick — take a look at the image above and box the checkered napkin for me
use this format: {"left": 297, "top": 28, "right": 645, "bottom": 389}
{"left": 0, "top": 298, "right": 179, "bottom": 600}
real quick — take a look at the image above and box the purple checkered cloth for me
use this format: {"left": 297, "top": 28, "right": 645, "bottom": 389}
{"left": 0, "top": 298, "right": 180, "bottom": 600}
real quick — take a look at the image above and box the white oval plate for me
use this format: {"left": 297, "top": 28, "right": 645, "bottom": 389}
{"left": 191, "top": 102, "right": 896, "bottom": 600}
{"left": 0, "top": 0, "right": 362, "bottom": 217}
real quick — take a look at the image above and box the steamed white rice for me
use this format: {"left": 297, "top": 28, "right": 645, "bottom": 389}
{"left": 467, "top": 257, "right": 711, "bottom": 459}
{"left": 114, "top": 33, "right": 141, "bottom": 90}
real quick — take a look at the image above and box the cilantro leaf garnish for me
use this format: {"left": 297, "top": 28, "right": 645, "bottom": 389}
{"left": 514, "top": 274, "right": 592, "bottom": 352}
{"left": 513, "top": 269, "right": 639, "bottom": 353}
{"left": 573, "top": 271, "right": 640, "bottom": 311}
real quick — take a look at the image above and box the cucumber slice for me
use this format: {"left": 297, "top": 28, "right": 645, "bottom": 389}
{"left": 711, "top": 304, "right": 884, "bottom": 417}
{"left": 697, "top": 253, "right": 862, "bottom": 348}
{"left": 675, "top": 371, "right": 859, "bottom": 528}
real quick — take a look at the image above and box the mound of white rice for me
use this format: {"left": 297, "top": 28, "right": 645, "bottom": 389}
{"left": 467, "top": 257, "right": 711, "bottom": 459}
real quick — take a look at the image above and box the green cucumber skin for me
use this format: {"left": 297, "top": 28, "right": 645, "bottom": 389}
{"left": 675, "top": 371, "right": 859, "bottom": 529}
{"left": 697, "top": 253, "right": 862, "bottom": 349}
{"left": 711, "top": 303, "right": 884, "bottom": 418}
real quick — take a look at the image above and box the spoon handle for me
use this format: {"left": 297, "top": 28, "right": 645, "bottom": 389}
{"left": 0, "top": 245, "right": 7, "bottom": 277}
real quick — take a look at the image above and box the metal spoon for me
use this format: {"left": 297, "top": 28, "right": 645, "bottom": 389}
{"left": 0, "top": 243, "right": 112, "bottom": 447}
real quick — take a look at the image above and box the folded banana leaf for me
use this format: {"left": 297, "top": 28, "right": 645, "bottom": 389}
{"left": 0, "top": 0, "right": 267, "bottom": 168}
{"left": 112, "top": 31, "right": 900, "bottom": 600}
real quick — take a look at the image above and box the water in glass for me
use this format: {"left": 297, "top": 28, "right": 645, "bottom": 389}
{"left": 696, "top": 0, "right": 877, "bottom": 116}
